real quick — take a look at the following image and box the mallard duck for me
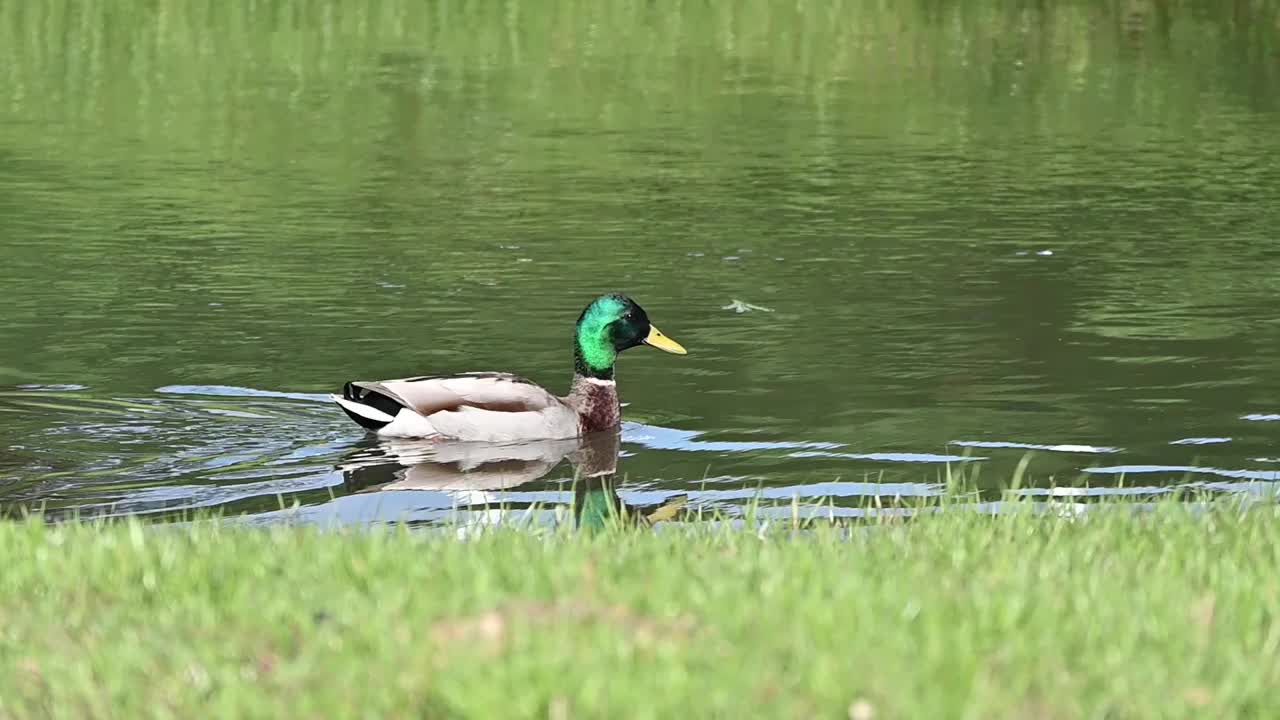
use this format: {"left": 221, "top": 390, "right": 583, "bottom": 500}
{"left": 330, "top": 293, "right": 687, "bottom": 441}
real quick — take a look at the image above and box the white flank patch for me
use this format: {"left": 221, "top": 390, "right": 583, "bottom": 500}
{"left": 377, "top": 409, "right": 440, "bottom": 439}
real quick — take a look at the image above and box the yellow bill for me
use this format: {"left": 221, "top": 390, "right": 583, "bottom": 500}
{"left": 643, "top": 325, "right": 687, "bottom": 355}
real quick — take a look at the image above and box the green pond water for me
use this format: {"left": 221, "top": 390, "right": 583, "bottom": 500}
{"left": 2, "top": 0, "right": 1280, "bottom": 524}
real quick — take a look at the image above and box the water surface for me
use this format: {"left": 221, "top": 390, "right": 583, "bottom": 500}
{"left": 2, "top": 1, "right": 1280, "bottom": 524}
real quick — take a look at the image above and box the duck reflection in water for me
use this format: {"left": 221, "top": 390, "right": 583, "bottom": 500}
{"left": 336, "top": 429, "right": 686, "bottom": 529}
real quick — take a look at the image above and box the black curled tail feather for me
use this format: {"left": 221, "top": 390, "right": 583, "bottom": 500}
{"left": 337, "top": 382, "right": 405, "bottom": 431}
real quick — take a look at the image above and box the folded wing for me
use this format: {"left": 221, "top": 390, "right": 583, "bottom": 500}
{"left": 333, "top": 372, "right": 577, "bottom": 440}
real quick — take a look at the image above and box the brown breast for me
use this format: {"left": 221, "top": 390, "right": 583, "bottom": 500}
{"left": 572, "top": 379, "right": 621, "bottom": 434}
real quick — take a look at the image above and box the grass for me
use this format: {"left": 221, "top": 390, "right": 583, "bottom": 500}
{"left": 2, "top": 497, "right": 1279, "bottom": 719}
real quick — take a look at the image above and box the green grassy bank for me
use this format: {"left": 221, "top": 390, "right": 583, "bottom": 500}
{"left": 2, "top": 502, "right": 1279, "bottom": 719}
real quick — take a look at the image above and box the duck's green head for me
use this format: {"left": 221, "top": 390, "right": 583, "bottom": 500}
{"left": 574, "top": 293, "right": 686, "bottom": 379}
